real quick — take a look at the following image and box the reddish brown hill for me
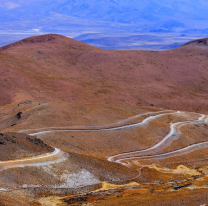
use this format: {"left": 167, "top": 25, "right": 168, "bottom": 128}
{"left": 0, "top": 34, "right": 59, "bottom": 51}
{"left": 0, "top": 34, "right": 96, "bottom": 52}
{"left": 182, "top": 37, "right": 208, "bottom": 48}
{"left": 0, "top": 34, "right": 208, "bottom": 113}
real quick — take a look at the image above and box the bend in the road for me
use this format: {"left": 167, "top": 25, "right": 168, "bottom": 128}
{"left": 28, "top": 111, "right": 179, "bottom": 136}
{"left": 108, "top": 113, "right": 207, "bottom": 164}
{"left": 0, "top": 148, "right": 68, "bottom": 171}
{"left": 18, "top": 110, "right": 172, "bottom": 134}
{"left": 117, "top": 141, "right": 208, "bottom": 164}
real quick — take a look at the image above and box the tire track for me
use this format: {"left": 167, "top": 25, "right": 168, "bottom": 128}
{"left": 27, "top": 111, "right": 179, "bottom": 136}
{"left": 108, "top": 114, "right": 208, "bottom": 166}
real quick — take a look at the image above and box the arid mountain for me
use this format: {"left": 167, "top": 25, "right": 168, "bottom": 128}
{"left": 1, "top": 35, "right": 208, "bottom": 205}
{"left": 0, "top": 34, "right": 208, "bottom": 114}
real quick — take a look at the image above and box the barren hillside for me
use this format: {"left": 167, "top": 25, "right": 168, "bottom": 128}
{"left": 0, "top": 34, "right": 208, "bottom": 113}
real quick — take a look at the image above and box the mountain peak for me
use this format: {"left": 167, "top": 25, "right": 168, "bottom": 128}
{"left": 182, "top": 37, "right": 208, "bottom": 48}
{"left": 0, "top": 34, "right": 67, "bottom": 51}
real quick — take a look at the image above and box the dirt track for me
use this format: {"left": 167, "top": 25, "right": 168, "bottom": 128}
{"left": 0, "top": 104, "right": 208, "bottom": 205}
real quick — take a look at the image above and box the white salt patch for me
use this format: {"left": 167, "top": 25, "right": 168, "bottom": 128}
{"left": 0, "top": 188, "right": 6, "bottom": 191}
{"left": 42, "top": 165, "right": 58, "bottom": 178}
{"left": 60, "top": 169, "right": 99, "bottom": 188}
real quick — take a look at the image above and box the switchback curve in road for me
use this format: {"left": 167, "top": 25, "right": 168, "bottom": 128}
{"left": 108, "top": 113, "right": 208, "bottom": 165}
{"left": 27, "top": 111, "right": 180, "bottom": 136}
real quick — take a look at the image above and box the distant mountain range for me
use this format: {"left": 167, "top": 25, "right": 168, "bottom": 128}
{"left": 1, "top": 0, "right": 208, "bottom": 35}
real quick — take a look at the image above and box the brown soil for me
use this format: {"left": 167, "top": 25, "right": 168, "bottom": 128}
{"left": 0, "top": 132, "right": 53, "bottom": 161}
{"left": 0, "top": 191, "right": 41, "bottom": 206}
{"left": 0, "top": 34, "right": 208, "bottom": 113}
{"left": 91, "top": 188, "right": 208, "bottom": 206}
{"left": 0, "top": 101, "right": 157, "bottom": 133}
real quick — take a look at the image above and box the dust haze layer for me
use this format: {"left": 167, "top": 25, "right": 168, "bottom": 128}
{"left": 0, "top": 34, "right": 208, "bottom": 113}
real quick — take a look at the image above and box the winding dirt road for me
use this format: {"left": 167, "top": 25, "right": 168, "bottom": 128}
{"left": 26, "top": 111, "right": 179, "bottom": 136}
{"left": 2, "top": 111, "right": 175, "bottom": 173}
{"left": 0, "top": 148, "right": 67, "bottom": 171}
{"left": 124, "top": 141, "right": 208, "bottom": 161}
{"left": 1, "top": 110, "right": 207, "bottom": 173}
{"left": 108, "top": 113, "right": 208, "bottom": 166}
{"left": 18, "top": 110, "right": 171, "bottom": 134}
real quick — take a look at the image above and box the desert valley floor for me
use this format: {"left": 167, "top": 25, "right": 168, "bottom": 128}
{"left": 0, "top": 34, "right": 208, "bottom": 205}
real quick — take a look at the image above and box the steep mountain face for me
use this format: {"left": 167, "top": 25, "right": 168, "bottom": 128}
{"left": 0, "top": 0, "right": 208, "bottom": 33}
{"left": 0, "top": 34, "right": 208, "bottom": 113}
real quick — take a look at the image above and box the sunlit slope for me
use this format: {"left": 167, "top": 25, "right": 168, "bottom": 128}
{"left": 0, "top": 34, "right": 208, "bottom": 113}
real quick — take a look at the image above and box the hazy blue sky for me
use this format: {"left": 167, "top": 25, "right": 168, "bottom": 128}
{"left": 0, "top": 0, "right": 208, "bottom": 49}
{"left": 1, "top": 0, "right": 208, "bottom": 34}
